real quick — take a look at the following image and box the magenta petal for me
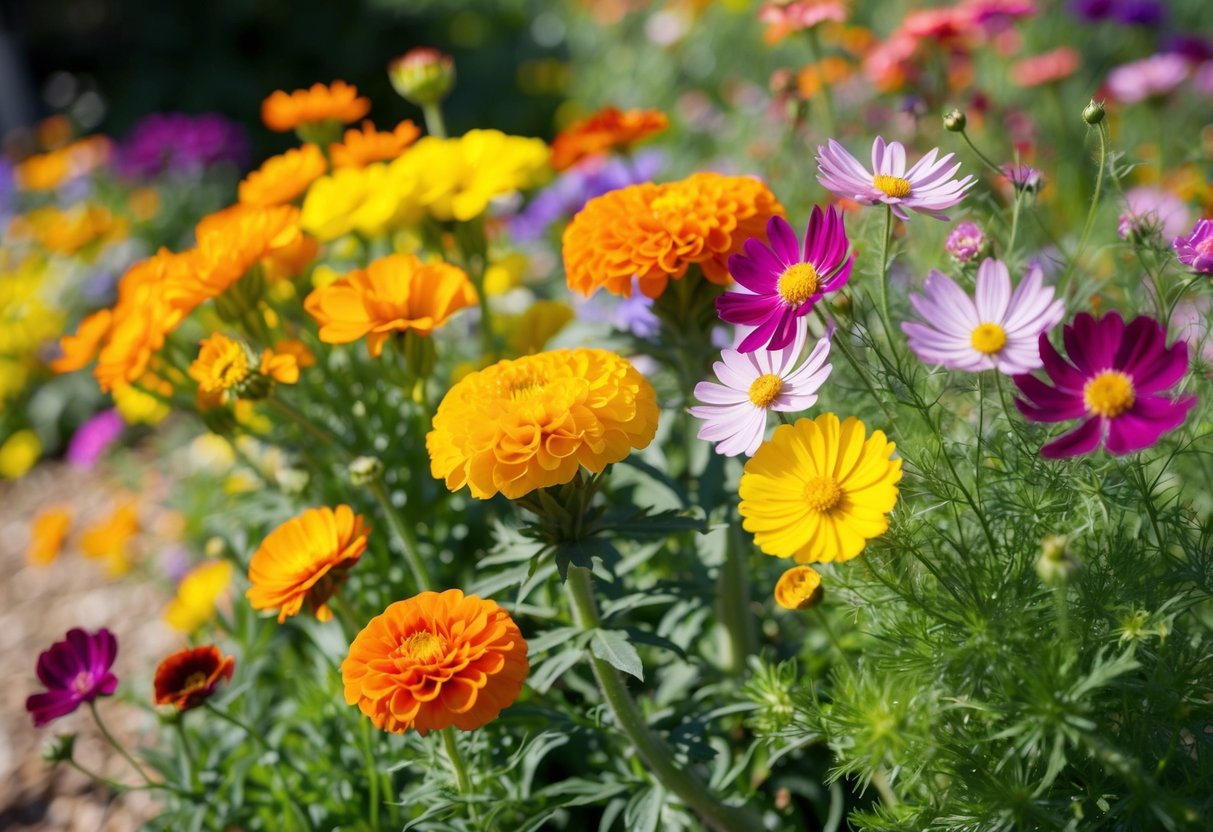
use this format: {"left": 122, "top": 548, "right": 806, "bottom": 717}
{"left": 1113, "top": 315, "right": 1165, "bottom": 373}
{"left": 766, "top": 215, "right": 801, "bottom": 264}
{"left": 1105, "top": 395, "right": 1197, "bottom": 455}
{"left": 1014, "top": 374, "right": 1086, "bottom": 421}
{"left": 1038, "top": 334, "right": 1085, "bottom": 392}
{"left": 738, "top": 315, "right": 782, "bottom": 353}
{"left": 803, "top": 205, "right": 826, "bottom": 263}
{"left": 1132, "top": 342, "right": 1189, "bottom": 394}
{"left": 718, "top": 292, "right": 779, "bottom": 326}
{"left": 95, "top": 672, "right": 120, "bottom": 698}
{"left": 1041, "top": 417, "right": 1104, "bottom": 458}
{"left": 767, "top": 309, "right": 801, "bottom": 351}
{"left": 729, "top": 253, "right": 778, "bottom": 293}
{"left": 26, "top": 691, "right": 81, "bottom": 727}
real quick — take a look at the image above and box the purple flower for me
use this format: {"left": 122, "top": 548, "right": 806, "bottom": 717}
{"left": 1069, "top": 0, "right": 1165, "bottom": 25}
{"left": 716, "top": 207, "right": 854, "bottom": 353}
{"left": 816, "top": 136, "right": 975, "bottom": 221}
{"left": 575, "top": 277, "right": 660, "bottom": 339}
{"left": 1173, "top": 218, "right": 1213, "bottom": 273}
{"left": 66, "top": 409, "right": 125, "bottom": 469}
{"left": 1118, "top": 186, "right": 1191, "bottom": 242}
{"left": 690, "top": 320, "right": 832, "bottom": 457}
{"left": 946, "top": 220, "right": 987, "bottom": 263}
{"left": 1002, "top": 161, "right": 1043, "bottom": 193}
{"left": 903, "top": 258, "right": 1064, "bottom": 375}
{"left": 1014, "top": 312, "right": 1195, "bottom": 457}
{"left": 118, "top": 113, "right": 250, "bottom": 179}
{"left": 1106, "top": 54, "right": 1189, "bottom": 103}
{"left": 26, "top": 628, "right": 119, "bottom": 727}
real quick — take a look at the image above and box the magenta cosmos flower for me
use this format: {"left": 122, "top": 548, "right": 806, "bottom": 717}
{"left": 1014, "top": 312, "right": 1195, "bottom": 458}
{"left": 1173, "top": 218, "right": 1213, "bottom": 273}
{"left": 26, "top": 628, "right": 119, "bottom": 727}
{"left": 690, "top": 321, "right": 832, "bottom": 457}
{"left": 816, "top": 136, "right": 976, "bottom": 220}
{"left": 716, "top": 207, "right": 853, "bottom": 353}
{"left": 903, "top": 258, "right": 1064, "bottom": 374}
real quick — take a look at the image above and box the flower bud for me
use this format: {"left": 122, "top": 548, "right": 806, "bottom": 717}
{"left": 42, "top": 733, "right": 76, "bottom": 764}
{"left": 1082, "top": 99, "right": 1106, "bottom": 125}
{"left": 943, "top": 108, "right": 967, "bottom": 132}
{"left": 1036, "top": 534, "right": 1080, "bottom": 585}
{"left": 348, "top": 455, "right": 384, "bottom": 486}
{"left": 389, "top": 48, "right": 455, "bottom": 107}
{"left": 774, "top": 565, "right": 824, "bottom": 611}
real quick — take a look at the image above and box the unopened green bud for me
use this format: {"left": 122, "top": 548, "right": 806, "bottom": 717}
{"left": 43, "top": 733, "right": 76, "bottom": 764}
{"left": 1082, "top": 99, "right": 1106, "bottom": 125}
{"left": 349, "top": 455, "right": 384, "bottom": 486}
{"left": 943, "top": 109, "right": 966, "bottom": 132}
{"left": 1036, "top": 534, "right": 1079, "bottom": 585}
{"left": 389, "top": 48, "right": 455, "bottom": 108}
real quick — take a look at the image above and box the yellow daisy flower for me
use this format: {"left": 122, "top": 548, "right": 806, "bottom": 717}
{"left": 739, "top": 413, "right": 902, "bottom": 564}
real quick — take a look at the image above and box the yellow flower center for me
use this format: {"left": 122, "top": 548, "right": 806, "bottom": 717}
{"left": 183, "top": 671, "right": 209, "bottom": 691}
{"left": 777, "top": 262, "right": 820, "bottom": 305}
{"left": 802, "top": 476, "right": 843, "bottom": 513}
{"left": 398, "top": 631, "right": 446, "bottom": 663}
{"left": 1083, "top": 370, "right": 1135, "bottom": 418}
{"left": 969, "top": 322, "right": 1007, "bottom": 355}
{"left": 748, "top": 373, "right": 783, "bottom": 408}
{"left": 872, "top": 174, "right": 912, "bottom": 198}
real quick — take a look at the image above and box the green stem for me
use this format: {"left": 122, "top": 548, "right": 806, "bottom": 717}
{"left": 422, "top": 103, "right": 448, "bottom": 139}
{"left": 957, "top": 127, "right": 1004, "bottom": 177}
{"left": 175, "top": 719, "right": 196, "bottom": 790}
{"left": 89, "top": 701, "right": 154, "bottom": 788}
{"left": 718, "top": 522, "right": 756, "bottom": 676}
{"left": 440, "top": 727, "right": 481, "bottom": 824}
{"left": 565, "top": 567, "right": 762, "bottom": 832}
{"left": 361, "top": 718, "right": 381, "bottom": 832}
{"left": 877, "top": 205, "right": 895, "bottom": 338}
{"left": 368, "top": 478, "right": 434, "bottom": 591}
{"left": 1006, "top": 190, "right": 1023, "bottom": 261}
{"left": 1060, "top": 123, "right": 1109, "bottom": 298}
{"left": 67, "top": 759, "right": 155, "bottom": 794}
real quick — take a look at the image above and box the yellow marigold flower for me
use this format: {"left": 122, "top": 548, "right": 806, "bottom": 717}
{"left": 304, "top": 253, "right": 476, "bottom": 356}
{"left": 0, "top": 267, "right": 63, "bottom": 356}
{"left": 300, "top": 163, "right": 416, "bottom": 241}
{"left": 246, "top": 505, "right": 370, "bottom": 623}
{"left": 261, "top": 81, "right": 371, "bottom": 133}
{"left": 563, "top": 172, "right": 784, "bottom": 299}
{"left": 81, "top": 502, "right": 140, "bottom": 576}
{"left": 427, "top": 348, "right": 659, "bottom": 499}
{"left": 114, "top": 376, "right": 172, "bottom": 425}
{"left": 27, "top": 506, "right": 72, "bottom": 566}
{"left": 505, "top": 299, "right": 575, "bottom": 355}
{"left": 189, "top": 333, "right": 299, "bottom": 401}
{"left": 550, "top": 106, "right": 668, "bottom": 171}
{"left": 330, "top": 120, "right": 421, "bottom": 168}
{"left": 52, "top": 309, "right": 111, "bottom": 373}
{"left": 390, "top": 130, "right": 549, "bottom": 222}
{"left": 342, "top": 589, "right": 529, "bottom": 735}
{"left": 164, "top": 560, "right": 233, "bottom": 633}
{"left": 739, "top": 414, "right": 902, "bottom": 564}
{"left": 238, "top": 144, "right": 328, "bottom": 207}
{"left": 0, "top": 430, "right": 42, "bottom": 479}
{"left": 774, "top": 565, "right": 823, "bottom": 610}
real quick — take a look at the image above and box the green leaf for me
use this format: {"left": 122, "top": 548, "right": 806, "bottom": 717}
{"left": 528, "top": 646, "right": 586, "bottom": 694}
{"left": 624, "top": 785, "right": 666, "bottom": 832}
{"left": 591, "top": 629, "right": 644, "bottom": 681}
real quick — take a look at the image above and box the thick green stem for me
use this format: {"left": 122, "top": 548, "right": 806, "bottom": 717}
{"left": 877, "top": 205, "right": 895, "bottom": 337}
{"left": 422, "top": 103, "right": 448, "bottom": 139}
{"left": 440, "top": 727, "right": 481, "bottom": 825}
{"left": 565, "top": 567, "right": 763, "bottom": 832}
{"left": 368, "top": 479, "right": 434, "bottom": 592}
{"left": 718, "top": 523, "right": 756, "bottom": 676}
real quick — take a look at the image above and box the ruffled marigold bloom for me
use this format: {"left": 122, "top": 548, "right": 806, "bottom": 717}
{"left": 246, "top": 505, "right": 369, "bottom": 623}
{"left": 165, "top": 560, "right": 233, "bottom": 632}
{"left": 188, "top": 333, "right": 299, "bottom": 400}
{"left": 331, "top": 120, "right": 421, "bottom": 168}
{"left": 26, "top": 628, "right": 119, "bottom": 727}
{"left": 816, "top": 136, "right": 975, "bottom": 221}
{"left": 1014, "top": 312, "right": 1195, "bottom": 457}
{"left": 342, "top": 589, "right": 529, "bottom": 735}
{"left": 153, "top": 645, "right": 235, "bottom": 711}
{"left": 774, "top": 565, "right": 823, "bottom": 610}
{"left": 238, "top": 144, "right": 328, "bottom": 206}
{"left": 739, "top": 413, "right": 902, "bottom": 564}
{"left": 549, "top": 106, "right": 668, "bottom": 171}
{"left": 27, "top": 506, "right": 71, "bottom": 566}
{"left": 304, "top": 253, "right": 476, "bottom": 356}
{"left": 300, "top": 163, "right": 417, "bottom": 241}
{"left": 261, "top": 81, "right": 371, "bottom": 133}
{"left": 428, "top": 348, "right": 659, "bottom": 499}
{"left": 563, "top": 172, "right": 784, "bottom": 299}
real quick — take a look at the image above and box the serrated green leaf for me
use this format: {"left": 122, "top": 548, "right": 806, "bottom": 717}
{"left": 591, "top": 629, "right": 644, "bottom": 681}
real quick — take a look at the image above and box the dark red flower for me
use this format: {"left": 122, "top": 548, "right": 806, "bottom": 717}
{"left": 153, "top": 645, "right": 235, "bottom": 711}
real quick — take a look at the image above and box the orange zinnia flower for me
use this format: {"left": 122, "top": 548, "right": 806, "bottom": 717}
{"left": 330, "top": 120, "right": 421, "bottom": 169}
{"left": 342, "top": 589, "right": 529, "bottom": 735}
{"left": 153, "top": 645, "right": 235, "bottom": 711}
{"left": 246, "top": 505, "right": 369, "bottom": 623}
{"left": 550, "top": 106, "right": 668, "bottom": 171}
{"left": 52, "top": 309, "right": 112, "bottom": 373}
{"left": 238, "top": 144, "right": 328, "bottom": 206}
{"left": 563, "top": 172, "right": 784, "bottom": 299}
{"left": 304, "top": 253, "right": 476, "bottom": 356}
{"left": 27, "top": 506, "right": 72, "bottom": 566}
{"left": 261, "top": 81, "right": 371, "bottom": 133}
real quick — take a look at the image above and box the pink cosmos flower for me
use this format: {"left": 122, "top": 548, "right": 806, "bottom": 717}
{"left": 715, "top": 207, "right": 853, "bottom": 353}
{"left": 758, "top": 0, "right": 847, "bottom": 33}
{"left": 903, "top": 258, "right": 1064, "bottom": 374}
{"left": 1172, "top": 218, "right": 1213, "bottom": 273}
{"left": 26, "top": 628, "right": 119, "bottom": 727}
{"left": 690, "top": 321, "right": 832, "bottom": 457}
{"left": 1002, "top": 161, "right": 1044, "bottom": 193}
{"left": 816, "top": 136, "right": 976, "bottom": 221}
{"left": 1106, "top": 53, "right": 1188, "bottom": 102}
{"left": 1012, "top": 47, "right": 1080, "bottom": 87}
{"left": 946, "top": 220, "right": 987, "bottom": 263}
{"left": 1014, "top": 312, "right": 1195, "bottom": 457}
{"left": 1118, "top": 186, "right": 1191, "bottom": 241}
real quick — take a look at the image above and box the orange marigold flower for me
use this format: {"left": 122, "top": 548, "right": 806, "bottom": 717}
{"left": 427, "top": 348, "right": 659, "bottom": 499}
{"left": 274, "top": 339, "right": 316, "bottom": 368}
{"left": 27, "top": 506, "right": 72, "bottom": 566}
{"left": 153, "top": 645, "right": 235, "bottom": 711}
{"left": 562, "top": 172, "right": 784, "bottom": 299}
{"left": 52, "top": 309, "right": 112, "bottom": 373}
{"left": 238, "top": 144, "right": 328, "bottom": 206}
{"left": 330, "top": 120, "right": 421, "bottom": 169}
{"left": 246, "top": 505, "right": 369, "bottom": 623}
{"left": 304, "top": 253, "right": 476, "bottom": 356}
{"left": 342, "top": 589, "right": 529, "bottom": 735}
{"left": 262, "top": 81, "right": 371, "bottom": 133}
{"left": 188, "top": 333, "right": 299, "bottom": 400}
{"left": 550, "top": 106, "right": 668, "bottom": 171}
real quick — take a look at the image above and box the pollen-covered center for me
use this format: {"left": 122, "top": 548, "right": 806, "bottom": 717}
{"left": 1084, "top": 370, "right": 1135, "bottom": 419}
{"left": 649, "top": 190, "right": 695, "bottom": 217}
{"left": 777, "top": 262, "right": 820, "bottom": 305}
{"left": 801, "top": 476, "right": 843, "bottom": 513}
{"left": 872, "top": 174, "right": 912, "bottom": 199}
{"left": 969, "top": 322, "right": 1007, "bottom": 355}
{"left": 71, "top": 671, "right": 95, "bottom": 694}
{"left": 183, "top": 671, "right": 210, "bottom": 691}
{"left": 397, "top": 631, "right": 446, "bottom": 663}
{"left": 748, "top": 373, "right": 783, "bottom": 408}
{"left": 212, "top": 347, "right": 250, "bottom": 390}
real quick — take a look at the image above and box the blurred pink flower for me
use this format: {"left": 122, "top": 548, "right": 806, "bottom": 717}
{"left": 1118, "top": 186, "right": 1191, "bottom": 241}
{"left": 1172, "top": 218, "right": 1213, "bottom": 273}
{"left": 1012, "top": 47, "right": 1080, "bottom": 87}
{"left": 1106, "top": 53, "right": 1188, "bottom": 102}
{"left": 758, "top": 0, "right": 846, "bottom": 33}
